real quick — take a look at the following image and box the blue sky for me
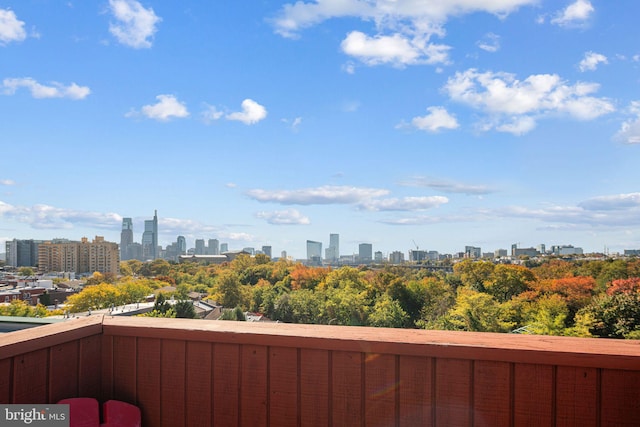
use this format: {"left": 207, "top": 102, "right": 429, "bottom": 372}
{"left": 1, "top": 0, "right": 640, "bottom": 259}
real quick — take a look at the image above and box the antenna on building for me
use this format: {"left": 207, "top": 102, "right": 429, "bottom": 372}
{"left": 412, "top": 240, "right": 419, "bottom": 251}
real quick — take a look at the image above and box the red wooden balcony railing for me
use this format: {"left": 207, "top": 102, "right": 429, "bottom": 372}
{"left": 0, "top": 315, "right": 638, "bottom": 426}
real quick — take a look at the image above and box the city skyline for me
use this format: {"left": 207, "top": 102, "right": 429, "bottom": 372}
{"left": 2, "top": 1, "right": 640, "bottom": 259}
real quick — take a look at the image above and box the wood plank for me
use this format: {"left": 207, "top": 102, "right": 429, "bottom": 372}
{"left": 364, "top": 353, "right": 396, "bottom": 427}
{"left": 434, "top": 358, "right": 472, "bottom": 426}
{"left": 473, "top": 361, "right": 511, "bottom": 427}
{"left": 101, "top": 334, "right": 113, "bottom": 401}
{"left": 0, "top": 358, "right": 12, "bottom": 404}
{"left": 513, "top": 364, "right": 553, "bottom": 426}
{"left": 332, "top": 350, "right": 362, "bottom": 427}
{"left": 186, "top": 341, "right": 212, "bottom": 427}
{"left": 213, "top": 343, "right": 240, "bottom": 426}
{"left": 269, "top": 346, "right": 298, "bottom": 427}
{"left": 137, "top": 337, "right": 161, "bottom": 427}
{"left": 161, "top": 339, "right": 186, "bottom": 427}
{"left": 300, "top": 348, "right": 329, "bottom": 427}
{"left": 112, "top": 335, "right": 136, "bottom": 404}
{"left": 399, "top": 356, "right": 432, "bottom": 427}
{"left": 78, "top": 334, "right": 101, "bottom": 398}
{"left": 103, "top": 316, "right": 640, "bottom": 370}
{"left": 555, "top": 366, "right": 597, "bottom": 426}
{"left": 240, "top": 344, "right": 268, "bottom": 427}
{"left": 49, "top": 340, "right": 79, "bottom": 402}
{"left": 13, "top": 349, "right": 48, "bottom": 403}
{"left": 600, "top": 369, "right": 640, "bottom": 426}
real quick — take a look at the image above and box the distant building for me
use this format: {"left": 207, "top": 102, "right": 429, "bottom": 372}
{"left": 243, "top": 247, "right": 255, "bottom": 255}
{"left": 325, "top": 233, "right": 339, "bottom": 262}
{"left": 141, "top": 211, "right": 158, "bottom": 260}
{"left": 208, "top": 239, "right": 219, "bottom": 255}
{"left": 177, "top": 236, "right": 186, "bottom": 254}
{"left": 261, "top": 246, "right": 272, "bottom": 258}
{"left": 374, "top": 251, "right": 383, "bottom": 262}
{"left": 358, "top": 243, "right": 373, "bottom": 263}
{"left": 120, "top": 218, "right": 134, "bottom": 261}
{"left": 624, "top": 249, "right": 640, "bottom": 256}
{"left": 494, "top": 249, "right": 508, "bottom": 258}
{"left": 38, "top": 236, "right": 119, "bottom": 275}
{"left": 389, "top": 251, "right": 405, "bottom": 264}
{"left": 465, "top": 246, "right": 482, "bottom": 259}
{"left": 512, "top": 244, "right": 539, "bottom": 257}
{"left": 307, "top": 240, "right": 322, "bottom": 265}
{"left": 220, "top": 243, "right": 228, "bottom": 253}
{"left": 552, "top": 245, "right": 583, "bottom": 256}
{"left": 5, "top": 239, "right": 42, "bottom": 267}
{"left": 409, "top": 250, "right": 427, "bottom": 262}
{"left": 195, "top": 239, "right": 205, "bottom": 255}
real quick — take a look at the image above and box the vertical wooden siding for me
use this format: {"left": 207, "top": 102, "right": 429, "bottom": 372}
{"left": 100, "top": 317, "right": 640, "bottom": 427}
{"left": 0, "top": 316, "right": 103, "bottom": 405}
{"left": 0, "top": 316, "right": 639, "bottom": 427}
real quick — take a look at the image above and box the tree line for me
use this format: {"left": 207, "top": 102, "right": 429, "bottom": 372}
{"left": 64, "top": 255, "right": 640, "bottom": 339}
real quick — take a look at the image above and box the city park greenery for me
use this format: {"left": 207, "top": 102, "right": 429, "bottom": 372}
{"left": 57, "top": 255, "right": 640, "bottom": 338}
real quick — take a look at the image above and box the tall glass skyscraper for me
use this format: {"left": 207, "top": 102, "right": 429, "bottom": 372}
{"left": 142, "top": 210, "right": 158, "bottom": 260}
{"left": 120, "top": 218, "right": 133, "bottom": 261}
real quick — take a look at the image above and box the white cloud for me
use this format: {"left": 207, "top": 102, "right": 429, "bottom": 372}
{"left": 272, "top": 0, "right": 535, "bottom": 67}
{"left": 408, "top": 106, "right": 459, "bottom": 132}
{"left": 246, "top": 185, "right": 389, "bottom": 205}
{"left": 340, "top": 31, "right": 451, "bottom": 67}
{"left": 400, "top": 176, "right": 495, "bottom": 195}
{"left": 358, "top": 196, "right": 448, "bottom": 211}
{"left": 579, "top": 51, "right": 608, "bottom": 72}
{"left": 0, "top": 8, "right": 26, "bottom": 45}
{"left": 108, "top": 0, "right": 161, "bottom": 49}
{"left": 201, "top": 104, "right": 224, "bottom": 124}
{"left": 444, "top": 69, "right": 614, "bottom": 134}
{"left": 615, "top": 117, "right": 640, "bottom": 144}
{"left": 130, "top": 94, "right": 189, "bottom": 121}
{"left": 226, "top": 99, "right": 267, "bottom": 125}
{"left": 0, "top": 201, "right": 122, "bottom": 230}
{"left": 256, "top": 209, "right": 311, "bottom": 225}
{"left": 551, "top": 0, "right": 594, "bottom": 27}
{"left": 477, "top": 33, "right": 500, "bottom": 53}
{"left": 579, "top": 193, "right": 640, "bottom": 211}
{"left": 0, "top": 179, "right": 15, "bottom": 186}
{"left": 2, "top": 78, "right": 91, "bottom": 100}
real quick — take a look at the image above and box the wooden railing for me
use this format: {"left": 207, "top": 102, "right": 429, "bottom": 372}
{"left": 0, "top": 315, "right": 639, "bottom": 426}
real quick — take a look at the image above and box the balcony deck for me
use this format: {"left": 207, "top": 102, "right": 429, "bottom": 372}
{"left": 0, "top": 315, "right": 638, "bottom": 426}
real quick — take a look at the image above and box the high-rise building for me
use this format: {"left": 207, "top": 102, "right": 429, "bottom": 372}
{"left": 326, "top": 233, "right": 339, "bottom": 262}
{"left": 195, "top": 239, "right": 205, "bottom": 255}
{"left": 142, "top": 211, "right": 158, "bottom": 260}
{"left": 177, "top": 236, "right": 186, "bottom": 254}
{"left": 220, "top": 243, "right": 228, "bottom": 253}
{"left": 389, "top": 251, "right": 405, "bottom": 264}
{"left": 261, "top": 246, "right": 272, "bottom": 258}
{"left": 5, "top": 239, "right": 42, "bottom": 267}
{"left": 465, "top": 246, "right": 482, "bottom": 259}
{"left": 120, "top": 218, "right": 134, "bottom": 261}
{"left": 38, "top": 236, "right": 119, "bottom": 275}
{"left": 358, "top": 243, "right": 373, "bottom": 263}
{"left": 208, "top": 239, "right": 219, "bottom": 255}
{"left": 307, "top": 240, "right": 322, "bottom": 265}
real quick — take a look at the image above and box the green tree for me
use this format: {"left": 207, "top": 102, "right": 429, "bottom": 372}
{"left": 453, "top": 259, "right": 495, "bottom": 292}
{"left": 443, "top": 288, "right": 514, "bottom": 332}
{"left": 18, "top": 267, "right": 35, "bottom": 276}
{"left": 174, "top": 299, "right": 196, "bottom": 318}
{"left": 368, "top": 294, "right": 409, "bottom": 328}
{"left": 575, "top": 292, "right": 640, "bottom": 338}
{"left": 523, "top": 294, "right": 569, "bottom": 336}
{"left": 485, "top": 264, "right": 535, "bottom": 302}
{"left": 215, "top": 270, "right": 242, "bottom": 308}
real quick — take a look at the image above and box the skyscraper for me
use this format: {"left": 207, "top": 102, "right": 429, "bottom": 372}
{"left": 120, "top": 218, "right": 133, "bottom": 261}
{"left": 307, "top": 240, "right": 322, "bottom": 265}
{"left": 177, "top": 236, "right": 186, "bottom": 254}
{"left": 358, "top": 243, "right": 373, "bottom": 263}
{"left": 142, "top": 210, "right": 158, "bottom": 260}
{"left": 208, "top": 239, "right": 219, "bottom": 255}
{"left": 326, "top": 233, "right": 339, "bottom": 262}
{"left": 195, "top": 239, "right": 205, "bottom": 255}
{"left": 261, "top": 245, "right": 272, "bottom": 258}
